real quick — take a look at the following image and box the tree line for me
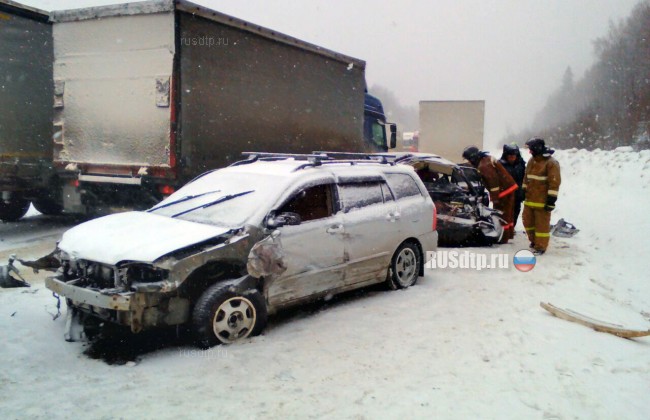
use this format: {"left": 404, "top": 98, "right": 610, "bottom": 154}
{"left": 508, "top": 0, "right": 650, "bottom": 150}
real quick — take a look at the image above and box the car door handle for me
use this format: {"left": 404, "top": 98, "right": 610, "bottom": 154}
{"left": 386, "top": 212, "right": 401, "bottom": 221}
{"left": 326, "top": 224, "right": 344, "bottom": 234}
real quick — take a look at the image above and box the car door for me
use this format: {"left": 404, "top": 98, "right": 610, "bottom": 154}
{"left": 385, "top": 171, "right": 433, "bottom": 240}
{"left": 338, "top": 179, "right": 400, "bottom": 286}
{"left": 266, "top": 182, "right": 346, "bottom": 308}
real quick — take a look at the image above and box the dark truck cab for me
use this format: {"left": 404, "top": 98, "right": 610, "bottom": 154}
{"left": 364, "top": 93, "right": 397, "bottom": 152}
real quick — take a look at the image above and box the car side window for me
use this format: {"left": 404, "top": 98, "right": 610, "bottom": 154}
{"left": 338, "top": 182, "right": 384, "bottom": 213}
{"left": 277, "top": 184, "right": 334, "bottom": 222}
{"left": 385, "top": 173, "right": 422, "bottom": 199}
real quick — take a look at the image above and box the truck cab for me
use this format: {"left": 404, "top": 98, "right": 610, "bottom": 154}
{"left": 364, "top": 93, "right": 397, "bottom": 152}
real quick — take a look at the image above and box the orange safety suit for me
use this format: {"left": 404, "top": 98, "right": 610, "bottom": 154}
{"left": 522, "top": 155, "right": 561, "bottom": 252}
{"left": 477, "top": 156, "right": 518, "bottom": 243}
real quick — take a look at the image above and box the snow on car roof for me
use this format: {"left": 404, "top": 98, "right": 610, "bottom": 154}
{"left": 197, "top": 158, "right": 418, "bottom": 183}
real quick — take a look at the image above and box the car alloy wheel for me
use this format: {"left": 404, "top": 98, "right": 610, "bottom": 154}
{"left": 388, "top": 241, "right": 421, "bottom": 289}
{"left": 193, "top": 284, "right": 267, "bottom": 348}
{"left": 212, "top": 296, "right": 257, "bottom": 344}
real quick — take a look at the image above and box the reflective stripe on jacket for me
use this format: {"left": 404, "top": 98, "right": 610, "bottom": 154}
{"left": 477, "top": 156, "right": 518, "bottom": 202}
{"left": 523, "top": 155, "right": 561, "bottom": 208}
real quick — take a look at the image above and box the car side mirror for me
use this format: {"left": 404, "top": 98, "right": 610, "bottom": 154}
{"left": 267, "top": 212, "right": 302, "bottom": 228}
{"left": 389, "top": 123, "right": 397, "bottom": 149}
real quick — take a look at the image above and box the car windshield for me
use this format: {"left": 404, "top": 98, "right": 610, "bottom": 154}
{"left": 149, "top": 172, "right": 283, "bottom": 227}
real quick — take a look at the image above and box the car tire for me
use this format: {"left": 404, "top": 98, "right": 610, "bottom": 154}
{"left": 33, "top": 198, "right": 63, "bottom": 216}
{"left": 0, "top": 195, "right": 30, "bottom": 222}
{"left": 387, "top": 241, "right": 421, "bottom": 290}
{"left": 192, "top": 284, "right": 267, "bottom": 348}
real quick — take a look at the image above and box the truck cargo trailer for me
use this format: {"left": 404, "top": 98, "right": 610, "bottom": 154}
{"left": 50, "top": 0, "right": 395, "bottom": 215}
{"left": 0, "top": 0, "right": 59, "bottom": 221}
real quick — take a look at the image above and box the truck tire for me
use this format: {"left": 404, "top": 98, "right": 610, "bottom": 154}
{"left": 33, "top": 198, "right": 63, "bottom": 216}
{"left": 192, "top": 284, "right": 267, "bottom": 348}
{"left": 0, "top": 196, "right": 30, "bottom": 222}
{"left": 386, "top": 241, "right": 421, "bottom": 290}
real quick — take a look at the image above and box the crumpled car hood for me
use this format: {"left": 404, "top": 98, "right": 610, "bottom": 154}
{"left": 58, "top": 212, "right": 231, "bottom": 265}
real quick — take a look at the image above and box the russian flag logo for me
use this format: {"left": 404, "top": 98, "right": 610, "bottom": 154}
{"left": 513, "top": 250, "right": 536, "bottom": 272}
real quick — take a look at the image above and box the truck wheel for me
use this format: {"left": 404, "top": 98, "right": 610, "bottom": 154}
{"left": 192, "top": 284, "right": 267, "bottom": 348}
{"left": 33, "top": 198, "right": 63, "bottom": 216}
{"left": 387, "top": 241, "right": 421, "bottom": 290}
{"left": 0, "top": 196, "right": 30, "bottom": 222}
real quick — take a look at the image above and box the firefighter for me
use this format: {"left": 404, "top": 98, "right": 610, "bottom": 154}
{"left": 522, "top": 137, "right": 561, "bottom": 255}
{"left": 499, "top": 144, "right": 526, "bottom": 229}
{"left": 462, "top": 146, "right": 518, "bottom": 244}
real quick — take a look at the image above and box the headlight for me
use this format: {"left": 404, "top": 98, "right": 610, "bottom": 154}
{"left": 126, "top": 264, "right": 168, "bottom": 284}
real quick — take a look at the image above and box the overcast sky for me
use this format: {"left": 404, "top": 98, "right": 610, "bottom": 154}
{"left": 24, "top": 0, "right": 640, "bottom": 148}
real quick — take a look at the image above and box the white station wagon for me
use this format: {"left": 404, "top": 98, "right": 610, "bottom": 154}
{"left": 46, "top": 153, "right": 438, "bottom": 347}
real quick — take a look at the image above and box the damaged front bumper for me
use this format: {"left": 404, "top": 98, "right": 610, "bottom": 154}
{"left": 45, "top": 276, "right": 190, "bottom": 339}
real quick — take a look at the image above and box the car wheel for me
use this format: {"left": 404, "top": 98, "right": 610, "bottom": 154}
{"left": 33, "top": 198, "right": 63, "bottom": 216}
{"left": 387, "top": 241, "right": 421, "bottom": 289}
{"left": 192, "top": 284, "right": 267, "bottom": 348}
{"left": 0, "top": 195, "right": 30, "bottom": 222}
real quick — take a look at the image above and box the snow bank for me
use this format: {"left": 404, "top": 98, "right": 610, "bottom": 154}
{"left": 0, "top": 149, "right": 649, "bottom": 418}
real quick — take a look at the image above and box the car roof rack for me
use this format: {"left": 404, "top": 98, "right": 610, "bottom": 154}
{"left": 313, "top": 151, "right": 419, "bottom": 164}
{"left": 232, "top": 151, "right": 398, "bottom": 171}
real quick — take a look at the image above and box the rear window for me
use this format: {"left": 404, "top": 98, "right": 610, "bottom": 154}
{"left": 385, "top": 173, "right": 422, "bottom": 199}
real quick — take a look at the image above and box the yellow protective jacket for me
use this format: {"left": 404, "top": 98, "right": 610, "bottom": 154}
{"left": 523, "top": 155, "right": 561, "bottom": 209}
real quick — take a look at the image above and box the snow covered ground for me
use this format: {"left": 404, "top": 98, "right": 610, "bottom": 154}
{"left": 0, "top": 205, "right": 78, "bottom": 258}
{"left": 1, "top": 149, "right": 649, "bottom": 419}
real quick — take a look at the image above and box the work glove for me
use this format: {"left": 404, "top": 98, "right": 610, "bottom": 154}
{"left": 544, "top": 195, "right": 557, "bottom": 212}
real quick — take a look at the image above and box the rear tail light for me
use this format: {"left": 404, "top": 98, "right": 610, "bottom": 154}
{"left": 69, "top": 179, "right": 79, "bottom": 188}
{"left": 432, "top": 205, "right": 437, "bottom": 231}
{"left": 151, "top": 167, "right": 170, "bottom": 178}
{"left": 159, "top": 185, "right": 175, "bottom": 195}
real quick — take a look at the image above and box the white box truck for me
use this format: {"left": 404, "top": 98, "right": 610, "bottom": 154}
{"left": 418, "top": 100, "right": 485, "bottom": 163}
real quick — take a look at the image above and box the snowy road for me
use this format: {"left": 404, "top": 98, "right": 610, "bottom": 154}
{"left": 0, "top": 149, "right": 649, "bottom": 419}
{"left": 0, "top": 206, "right": 83, "bottom": 284}
{"left": 0, "top": 206, "right": 80, "bottom": 251}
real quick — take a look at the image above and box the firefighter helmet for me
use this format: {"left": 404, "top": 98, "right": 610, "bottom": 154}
{"left": 503, "top": 143, "right": 519, "bottom": 155}
{"left": 526, "top": 137, "right": 546, "bottom": 156}
{"left": 462, "top": 146, "right": 481, "bottom": 164}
